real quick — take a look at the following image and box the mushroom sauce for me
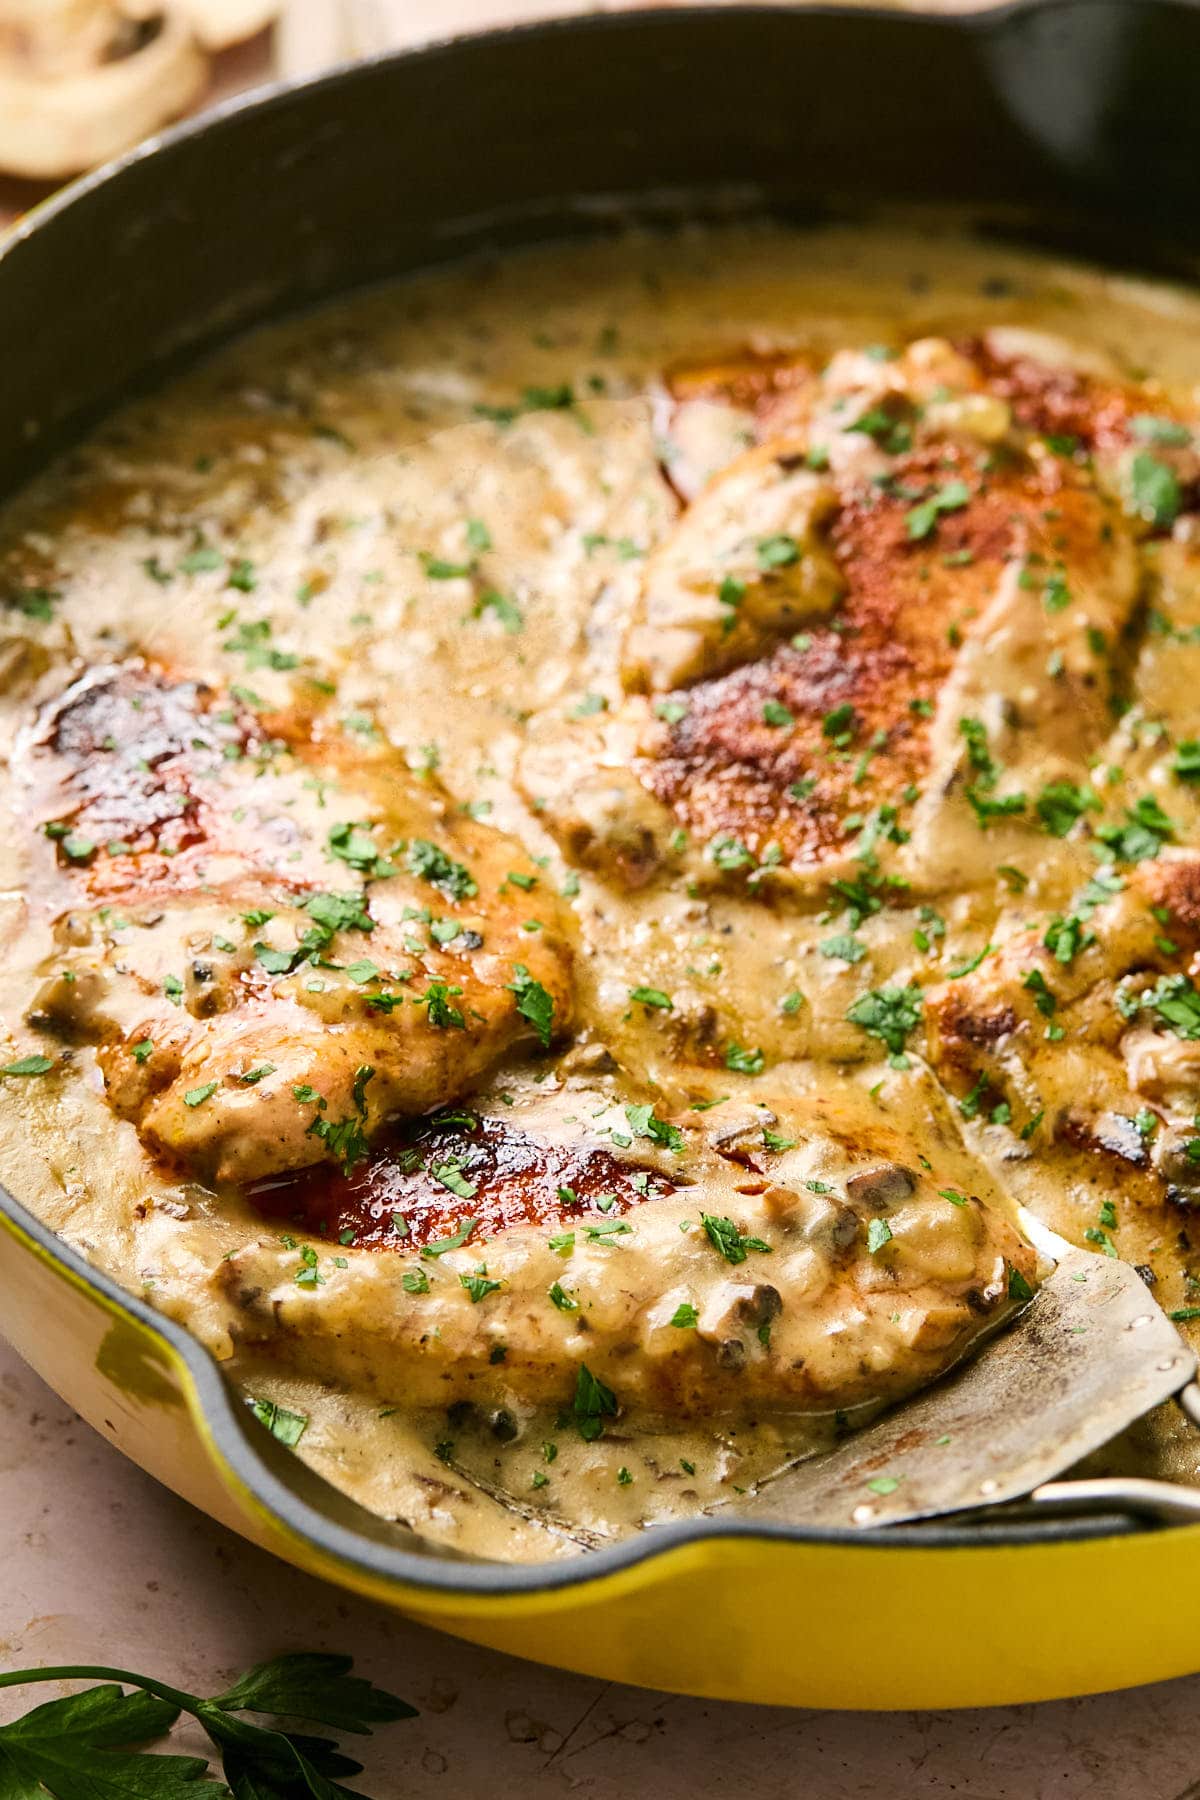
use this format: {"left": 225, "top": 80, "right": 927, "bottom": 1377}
{"left": 3, "top": 221, "right": 1200, "bottom": 1561}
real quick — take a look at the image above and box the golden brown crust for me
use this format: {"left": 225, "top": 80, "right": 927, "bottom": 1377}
{"left": 21, "top": 665, "right": 576, "bottom": 1185}
{"left": 247, "top": 1107, "right": 673, "bottom": 1251}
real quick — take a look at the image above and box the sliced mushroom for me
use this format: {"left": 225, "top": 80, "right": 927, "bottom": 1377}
{"left": 163, "top": 0, "right": 279, "bottom": 51}
{"left": 0, "top": 5, "right": 205, "bottom": 179}
{"left": 845, "top": 1163, "right": 917, "bottom": 1211}
{"left": 697, "top": 1281, "right": 784, "bottom": 1369}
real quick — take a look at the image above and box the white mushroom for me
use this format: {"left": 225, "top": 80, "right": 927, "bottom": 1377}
{"left": 0, "top": 3, "right": 205, "bottom": 178}
{"left": 0, "top": 0, "right": 282, "bottom": 181}
{"left": 134, "top": 0, "right": 280, "bottom": 52}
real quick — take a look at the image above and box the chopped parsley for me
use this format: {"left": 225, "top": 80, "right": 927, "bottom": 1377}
{"left": 1131, "top": 415, "right": 1191, "bottom": 446}
{"left": 849, "top": 405, "right": 913, "bottom": 454}
{"left": 1128, "top": 451, "right": 1182, "bottom": 529}
{"left": 1042, "top": 568, "right": 1071, "bottom": 613}
{"left": 5, "top": 584, "right": 58, "bottom": 619}
{"left": 307, "top": 1110, "right": 369, "bottom": 1175}
{"left": 247, "top": 1397, "right": 308, "bottom": 1446}
{"left": 460, "top": 1270, "right": 501, "bottom": 1303}
{"left": 326, "top": 821, "right": 394, "bottom": 878}
{"left": 629, "top": 985, "right": 672, "bottom": 1010}
{"left": 700, "top": 1213, "right": 772, "bottom": 1265}
{"left": 757, "top": 534, "right": 800, "bottom": 569}
{"left": 947, "top": 944, "right": 992, "bottom": 979}
{"left": 906, "top": 479, "right": 970, "bottom": 541}
{"left": 624, "top": 1101, "right": 683, "bottom": 1151}
{"left": 1173, "top": 740, "right": 1200, "bottom": 782}
{"left": 255, "top": 943, "right": 296, "bottom": 976}
{"left": 573, "top": 1363, "right": 618, "bottom": 1440}
{"left": 1095, "top": 795, "right": 1174, "bottom": 864}
{"left": 1043, "top": 914, "right": 1093, "bottom": 965}
{"left": 710, "top": 835, "right": 755, "bottom": 871}
{"left": 584, "top": 1219, "right": 632, "bottom": 1241}
{"left": 959, "top": 716, "right": 1025, "bottom": 826}
{"left": 0, "top": 1054, "right": 53, "bottom": 1077}
{"left": 430, "top": 1157, "right": 477, "bottom": 1200}
{"left": 1023, "top": 968, "right": 1057, "bottom": 1016}
{"left": 846, "top": 983, "right": 923, "bottom": 1057}
{"left": 222, "top": 617, "right": 296, "bottom": 669}
{"left": 1008, "top": 1266, "right": 1035, "bottom": 1302}
{"left": 421, "top": 553, "right": 475, "bottom": 581}
{"left": 474, "top": 589, "right": 523, "bottom": 633}
{"left": 507, "top": 963, "right": 555, "bottom": 1047}
{"left": 420, "top": 981, "right": 465, "bottom": 1029}
{"left": 866, "top": 1218, "right": 893, "bottom": 1255}
{"left": 1142, "top": 973, "right": 1200, "bottom": 1039}
{"left": 476, "top": 383, "right": 576, "bottom": 425}
{"left": 820, "top": 933, "right": 868, "bottom": 964}
{"left": 1036, "top": 780, "right": 1100, "bottom": 837}
{"left": 405, "top": 838, "right": 477, "bottom": 901}
{"left": 422, "top": 1217, "right": 477, "bottom": 1258}
{"left": 822, "top": 702, "right": 857, "bottom": 746}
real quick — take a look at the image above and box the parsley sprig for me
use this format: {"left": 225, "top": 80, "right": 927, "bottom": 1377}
{"left": 0, "top": 1651, "right": 414, "bottom": 1798}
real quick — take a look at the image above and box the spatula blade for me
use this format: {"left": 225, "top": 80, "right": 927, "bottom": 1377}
{"left": 730, "top": 1241, "right": 1195, "bottom": 1529}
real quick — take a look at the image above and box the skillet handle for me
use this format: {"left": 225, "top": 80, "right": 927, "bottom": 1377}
{"left": 984, "top": 0, "right": 1200, "bottom": 230}
{"left": 1024, "top": 1386, "right": 1200, "bottom": 1526}
{"left": 1028, "top": 1476, "right": 1200, "bottom": 1527}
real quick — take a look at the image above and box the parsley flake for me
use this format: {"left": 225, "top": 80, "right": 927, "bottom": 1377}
{"left": 700, "top": 1213, "right": 772, "bottom": 1265}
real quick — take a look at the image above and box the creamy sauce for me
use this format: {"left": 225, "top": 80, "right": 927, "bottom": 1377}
{"left": 3, "top": 221, "right": 1200, "bottom": 1560}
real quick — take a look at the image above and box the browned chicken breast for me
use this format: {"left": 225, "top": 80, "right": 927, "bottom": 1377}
{"left": 18, "top": 663, "right": 573, "bottom": 1184}
{"left": 210, "top": 1076, "right": 1036, "bottom": 1423}
{"left": 926, "top": 853, "right": 1200, "bottom": 1214}
{"left": 525, "top": 335, "right": 1147, "bottom": 898}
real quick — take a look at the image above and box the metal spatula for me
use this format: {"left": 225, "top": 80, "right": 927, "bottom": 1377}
{"left": 731, "top": 1213, "right": 1200, "bottom": 1532}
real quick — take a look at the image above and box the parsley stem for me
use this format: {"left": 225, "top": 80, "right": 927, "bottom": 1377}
{"left": 0, "top": 1664, "right": 193, "bottom": 1709}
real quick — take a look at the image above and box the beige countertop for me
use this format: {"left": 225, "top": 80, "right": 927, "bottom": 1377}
{"left": 3, "top": 5, "right": 1200, "bottom": 1791}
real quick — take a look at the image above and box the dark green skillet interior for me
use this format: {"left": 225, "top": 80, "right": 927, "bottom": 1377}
{"left": 2, "top": 0, "right": 1200, "bottom": 1586}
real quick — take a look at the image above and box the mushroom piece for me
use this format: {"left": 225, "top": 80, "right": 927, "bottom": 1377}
{"left": 845, "top": 1163, "right": 917, "bottom": 1211}
{"left": 696, "top": 1281, "right": 784, "bottom": 1370}
{"left": 0, "top": 3, "right": 205, "bottom": 178}
{"left": 164, "top": 0, "right": 280, "bottom": 50}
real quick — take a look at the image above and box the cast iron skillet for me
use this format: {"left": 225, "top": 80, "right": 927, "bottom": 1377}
{"left": 2, "top": 0, "right": 1199, "bottom": 1593}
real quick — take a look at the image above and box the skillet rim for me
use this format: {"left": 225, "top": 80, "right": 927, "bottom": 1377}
{"left": 0, "top": 1176, "right": 1138, "bottom": 1595}
{"left": 0, "top": 0, "right": 1186, "bottom": 1593}
{"left": 2, "top": 0, "right": 1185, "bottom": 265}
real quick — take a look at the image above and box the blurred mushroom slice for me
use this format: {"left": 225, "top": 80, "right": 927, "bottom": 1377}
{"left": 151, "top": 0, "right": 280, "bottom": 50}
{"left": 0, "top": 3, "right": 205, "bottom": 178}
